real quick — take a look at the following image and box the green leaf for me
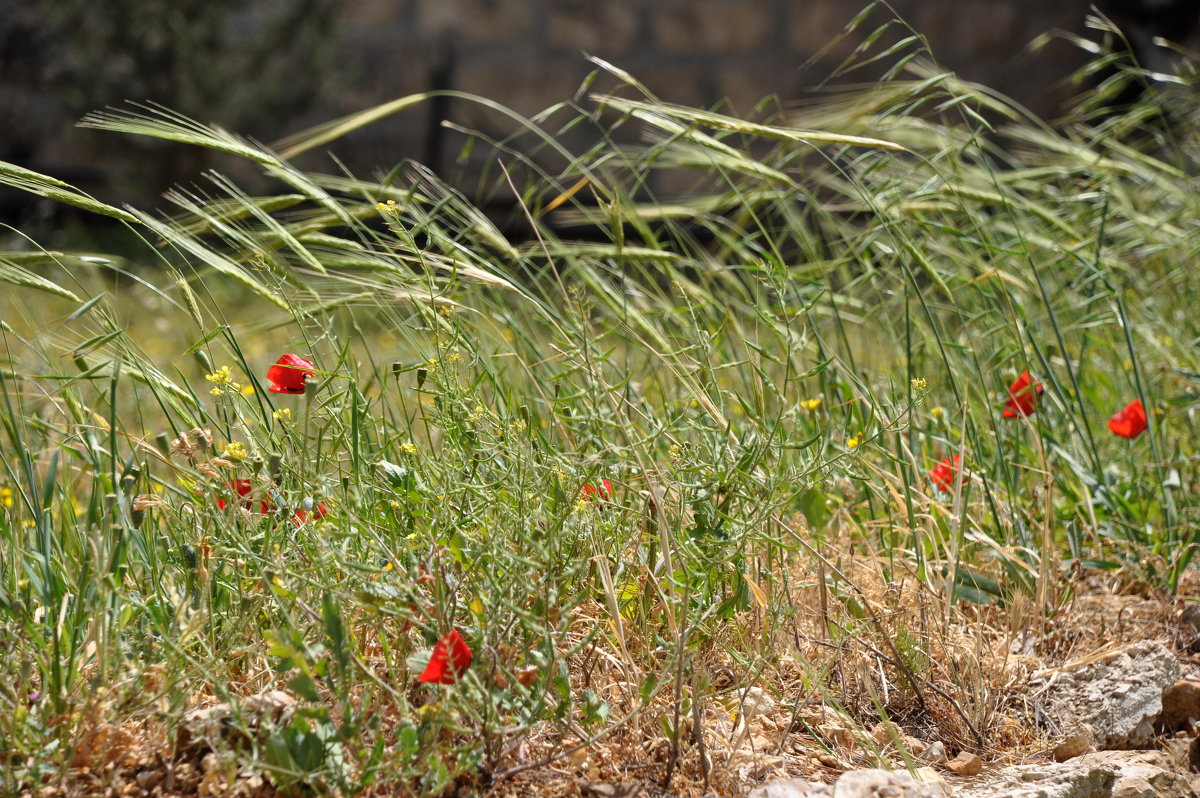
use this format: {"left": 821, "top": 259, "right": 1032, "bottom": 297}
{"left": 287, "top": 673, "right": 321, "bottom": 702}
{"left": 796, "top": 488, "right": 830, "bottom": 530}
{"left": 375, "top": 460, "right": 414, "bottom": 490}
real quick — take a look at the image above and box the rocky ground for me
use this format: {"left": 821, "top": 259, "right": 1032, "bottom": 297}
{"left": 748, "top": 637, "right": 1200, "bottom": 798}
{"left": 37, "top": 581, "right": 1200, "bottom": 797}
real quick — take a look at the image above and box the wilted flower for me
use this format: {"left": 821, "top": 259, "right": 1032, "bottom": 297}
{"left": 132, "top": 494, "right": 165, "bottom": 512}
{"left": 170, "top": 427, "right": 213, "bottom": 458}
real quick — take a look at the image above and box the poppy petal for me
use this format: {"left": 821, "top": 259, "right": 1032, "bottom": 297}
{"left": 1002, "top": 371, "right": 1043, "bottom": 417}
{"left": 267, "top": 354, "right": 315, "bottom": 395}
{"left": 581, "top": 478, "right": 613, "bottom": 503}
{"left": 419, "top": 629, "right": 472, "bottom": 684}
{"left": 928, "top": 455, "right": 960, "bottom": 492}
{"left": 1108, "top": 400, "right": 1147, "bottom": 439}
{"left": 218, "top": 480, "right": 273, "bottom": 513}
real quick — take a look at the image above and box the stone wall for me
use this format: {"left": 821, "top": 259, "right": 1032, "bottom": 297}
{"left": 321, "top": 0, "right": 1096, "bottom": 180}
{"left": 0, "top": 0, "right": 1177, "bottom": 220}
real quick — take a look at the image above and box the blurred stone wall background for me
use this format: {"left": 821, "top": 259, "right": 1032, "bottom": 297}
{"left": 1, "top": 0, "right": 1196, "bottom": 226}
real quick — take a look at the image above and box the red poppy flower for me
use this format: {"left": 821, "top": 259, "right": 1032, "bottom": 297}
{"left": 1108, "top": 400, "right": 1147, "bottom": 439}
{"left": 418, "top": 629, "right": 473, "bottom": 684}
{"left": 1002, "top": 371, "right": 1044, "bottom": 418}
{"left": 292, "top": 500, "right": 328, "bottom": 525}
{"left": 581, "top": 478, "right": 613, "bottom": 503}
{"left": 217, "top": 479, "right": 272, "bottom": 513}
{"left": 928, "top": 455, "right": 961, "bottom": 493}
{"left": 267, "top": 354, "right": 315, "bottom": 394}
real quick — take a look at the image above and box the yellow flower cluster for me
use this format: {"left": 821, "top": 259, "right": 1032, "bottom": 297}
{"left": 801, "top": 397, "right": 822, "bottom": 412}
{"left": 222, "top": 442, "right": 248, "bottom": 461}
{"left": 205, "top": 365, "right": 246, "bottom": 397}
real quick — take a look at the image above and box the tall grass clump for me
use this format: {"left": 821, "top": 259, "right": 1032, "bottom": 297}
{"left": 0, "top": 10, "right": 1198, "bottom": 795}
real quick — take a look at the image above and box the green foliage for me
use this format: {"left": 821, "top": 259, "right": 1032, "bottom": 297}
{"left": 0, "top": 19, "right": 1199, "bottom": 793}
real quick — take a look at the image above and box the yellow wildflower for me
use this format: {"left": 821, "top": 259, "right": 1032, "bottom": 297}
{"left": 222, "top": 442, "right": 248, "bottom": 461}
{"left": 205, "top": 366, "right": 233, "bottom": 386}
{"left": 272, "top": 408, "right": 291, "bottom": 422}
{"left": 0, "top": 487, "right": 13, "bottom": 508}
{"left": 399, "top": 442, "right": 418, "bottom": 456}
{"left": 847, "top": 434, "right": 862, "bottom": 449}
{"left": 911, "top": 378, "right": 926, "bottom": 391}
{"left": 801, "top": 397, "right": 822, "bottom": 412}
{"left": 931, "top": 406, "right": 944, "bottom": 421}
{"left": 240, "top": 384, "right": 255, "bottom": 396}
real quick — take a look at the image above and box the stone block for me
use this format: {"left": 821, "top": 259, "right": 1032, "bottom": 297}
{"left": 447, "top": 52, "right": 590, "bottom": 122}
{"left": 415, "top": 0, "right": 537, "bottom": 44}
{"left": 548, "top": 0, "right": 644, "bottom": 55}
{"left": 654, "top": 0, "right": 776, "bottom": 53}
{"left": 715, "top": 60, "right": 803, "bottom": 116}
{"left": 787, "top": 0, "right": 860, "bottom": 58}
{"left": 918, "top": 0, "right": 1021, "bottom": 59}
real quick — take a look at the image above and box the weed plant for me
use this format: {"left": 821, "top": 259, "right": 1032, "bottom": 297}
{"left": 0, "top": 9, "right": 1198, "bottom": 794}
